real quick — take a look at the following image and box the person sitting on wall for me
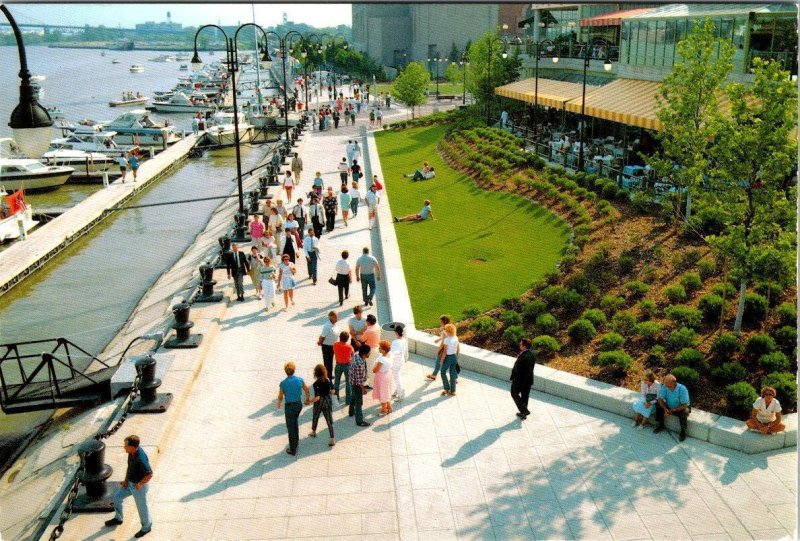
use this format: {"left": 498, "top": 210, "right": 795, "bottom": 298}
{"left": 746, "top": 386, "right": 785, "bottom": 435}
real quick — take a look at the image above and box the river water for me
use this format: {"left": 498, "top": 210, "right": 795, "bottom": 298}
{"left": 0, "top": 46, "right": 270, "bottom": 467}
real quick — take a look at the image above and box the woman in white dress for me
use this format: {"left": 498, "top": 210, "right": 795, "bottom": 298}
{"left": 390, "top": 325, "right": 409, "bottom": 401}
{"left": 276, "top": 254, "right": 297, "bottom": 310}
{"left": 632, "top": 370, "right": 661, "bottom": 428}
{"left": 260, "top": 257, "right": 277, "bottom": 311}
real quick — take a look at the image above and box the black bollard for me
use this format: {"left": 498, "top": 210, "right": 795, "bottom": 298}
{"left": 164, "top": 301, "right": 203, "bottom": 348}
{"left": 73, "top": 439, "right": 119, "bottom": 513}
{"left": 248, "top": 189, "right": 260, "bottom": 214}
{"left": 266, "top": 163, "right": 279, "bottom": 186}
{"left": 196, "top": 262, "right": 223, "bottom": 302}
{"left": 231, "top": 212, "right": 251, "bottom": 242}
{"left": 131, "top": 354, "right": 173, "bottom": 413}
{"left": 258, "top": 175, "right": 269, "bottom": 198}
{"left": 216, "top": 235, "right": 231, "bottom": 269}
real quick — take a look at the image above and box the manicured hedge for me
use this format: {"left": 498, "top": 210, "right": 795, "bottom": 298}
{"left": 568, "top": 319, "right": 597, "bottom": 343}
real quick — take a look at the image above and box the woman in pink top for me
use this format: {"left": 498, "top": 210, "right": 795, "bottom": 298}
{"left": 372, "top": 341, "right": 393, "bottom": 415}
{"left": 249, "top": 214, "right": 265, "bottom": 250}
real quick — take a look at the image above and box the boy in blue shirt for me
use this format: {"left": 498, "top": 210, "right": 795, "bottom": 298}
{"left": 277, "top": 361, "right": 311, "bottom": 455}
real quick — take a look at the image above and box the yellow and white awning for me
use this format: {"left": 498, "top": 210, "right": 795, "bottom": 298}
{"left": 495, "top": 78, "right": 596, "bottom": 109}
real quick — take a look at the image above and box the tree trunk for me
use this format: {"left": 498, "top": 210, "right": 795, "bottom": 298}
{"left": 733, "top": 278, "right": 747, "bottom": 335}
{"left": 684, "top": 190, "right": 692, "bottom": 224}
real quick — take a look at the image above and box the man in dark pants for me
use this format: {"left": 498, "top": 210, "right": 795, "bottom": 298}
{"left": 654, "top": 373, "right": 691, "bottom": 442}
{"left": 318, "top": 311, "right": 338, "bottom": 379}
{"left": 226, "top": 243, "right": 250, "bottom": 301}
{"left": 510, "top": 338, "right": 536, "bottom": 420}
{"left": 277, "top": 362, "right": 311, "bottom": 455}
{"left": 308, "top": 195, "right": 325, "bottom": 239}
{"left": 348, "top": 344, "right": 371, "bottom": 426}
{"left": 105, "top": 435, "right": 153, "bottom": 538}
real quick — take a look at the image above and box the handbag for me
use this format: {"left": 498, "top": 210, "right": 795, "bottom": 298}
{"left": 455, "top": 362, "right": 462, "bottom": 374}
{"left": 328, "top": 276, "right": 337, "bottom": 286}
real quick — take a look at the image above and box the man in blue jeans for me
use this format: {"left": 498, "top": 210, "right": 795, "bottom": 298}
{"left": 105, "top": 435, "right": 153, "bottom": 538}
{"left": 348, "top": 344, "right": 371, "bottom": 427}
{"left": 277, "top": 362, "right": 311, "bottom": 455}
{"left": 654, "top": 373, "right": 691, "bottom": 442}
{"left": 355, "top": 246, "right": 382, "bottom": 307}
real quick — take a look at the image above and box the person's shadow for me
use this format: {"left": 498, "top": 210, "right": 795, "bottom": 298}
{"left": 440, "top": 419, "right": 520, "bottom": 468}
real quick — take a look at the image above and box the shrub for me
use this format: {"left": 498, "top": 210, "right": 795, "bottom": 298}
{"left": 712, "top": 362, "right": 747, "bottom": 383}
{"left": 742, "top": 293, "right": 769, "bottom": 325}
{"left": 500, "top": 297, "right": 520, "bottom": 310}
{"left": 581, "top": 308, "right": 607, "bottom": 329}
{"left": 469, "top": 316, "right": 497, "bottom": 336}
{"left": 774, "top": 326, "right": 797, "bottom": 354}
{"left": 711, "top": 332, "right": 741, "bottom": 359}
{"left": 500, "top": 310, "right": 523, "bottom": 327}
{"left": 522, "top": 299, "right": 548, "bottom": 322}
{"left": 636, "top": 321, "right": 664, "bottom": 344}
{"left": 668, "top": 327, "right": 699, "bottom": 350}
{"left": 568, "top": 319, "right": 597, "bottom": 343}
{"left": 541, "top": 285, "right": 566, "bottom": 307}
{"left": 698, "top": 294, "right": 725, "bottom": 323}
{"left": 670, "top": 366, "right": 700, "bottom": 390}
{"left": 617, "top": 254, "right": 636, "bottom": 276}
{"left": 598, "top": 332, "right": 625, "bottom": 352}
{"left": 675, "top": 348, "right": 709, "bottom": 373}
{"left": 755, "top": 282, "right": 783, "bottom": 306}
{"left": 680, "top": 272, "right": 703, "bottom": 294}
{"left": 650, "top": 345, "right": 667, "bottom": 364}
{"left": 762, "top": 372, "right": 797, "bottom": 404}
{"left": 776, "top": 303, "right": 797, "bottom": 327}
{"left": 558, "top": 289, "right": 586, "bottom": 315}
{"left": 594, "top": 350, "right": 633, "bottom": 373}
{"left": 726, "top": 382, "right": 759, "bottom": 415}
{"left": 665, "top": 305, "right": 703, "bottom": 330}
{"left": 746, "top": 334, "right": 776, "bottom": 358}
{"left": 710, "top": 282, "right": 737, "bottom": 298}
{"left": 691, "top": 205, "right": 728, "bottom": 236}
{"left": 462, "top": 305, "right": 481, "bottom": 319}
{"left": 535, "top": 313, "right": 559, "bottom": 334}
{"left": 637, "top": 299, "right": 658, "bottom": 320}
{"left": 672, "top": 248, "right": 703, "bottom": 272}
{"left": 759, "top": 352, "right": 790, "bottom": 372}
{"left": 566, "top": 273, "right": 600, "bottom": 298}
{"left": 611, "top": 310, "right": 638, "bottom": 336}
{"left": 503, "top": 325, "right": 526, "bottom": 346}
{"left": 532, "top": 335, "right": 561, "bottom": 355}
{"left": 624, "top": 281, "right": 650, "bottom": 299}
{"left": 599, "top": 294, "right": 625, "bottom": 314}
{"left": 697, "top": 258, "right": 717, "bottom": 279}
{"left": 630, "top": 190, "right": 657, "bottom": 214}
{"left": 664, "top": 284, "right": 688, "bottom": 304}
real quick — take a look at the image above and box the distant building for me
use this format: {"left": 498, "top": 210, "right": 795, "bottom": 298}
{"left": 136, "top": 12, "right": 182, "bottom": 35}
{"left": 352, "top": 4, "right": 525, "bottom": 68}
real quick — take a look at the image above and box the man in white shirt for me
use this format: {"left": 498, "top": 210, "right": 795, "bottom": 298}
{"left": 365, "top": 184, "right": 379, "bottom": 230}
{"left": 317, "top": 311, "right": 339, "bottom": 382}
{"left": 308, "top": 195, "right": 325, "bottom": 238}
{"left": 345, "top": 140, "right": 355, "bottom": 166}
{"left": 337, "top": 158, "right": 350, "bottom": 184}
{"left": 302, "top": 227, "right": 319, "bottom": 285}
{"left": 292, "top": 198, "right": 307, "bottom": 236}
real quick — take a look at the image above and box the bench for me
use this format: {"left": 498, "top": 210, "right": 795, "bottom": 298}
{"left": 436, "top": 94, "right": 458, "bottom": 101}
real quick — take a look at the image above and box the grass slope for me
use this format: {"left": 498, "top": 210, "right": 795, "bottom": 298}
{"left": 374, "top": 125, "right": 570, "bottom": 327}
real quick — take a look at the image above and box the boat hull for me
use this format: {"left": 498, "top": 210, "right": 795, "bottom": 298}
{"left": 150, "top": 103, "right": 212, "bottom": 114}
{"left": 109, "top": 98, "right": 148, "bottom": 107}
{"left": 0, "top": 170, "right": 72, "bottom": 192}
{"left": 0, "top": 207, "right": 38, "bottom": 243}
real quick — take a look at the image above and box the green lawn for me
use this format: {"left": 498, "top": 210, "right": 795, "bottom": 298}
{"left": 374, "top": 125, "right": 570, "bottom": 328}
{"left": 376, "top": 82, "right": 465, "bottom": 98}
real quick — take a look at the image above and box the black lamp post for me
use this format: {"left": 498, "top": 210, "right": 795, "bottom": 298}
{"left": 323, "top": 34, "right": 348, "bottom": 100}
{"left": 458, "top": 53, "right": 469, "bottom": 105}
{"left": 426, "top": 54, "right": 447, "bottom": 99}
{"left": 263, "top": 30, "right": 304, "bottom": 144}
{"left": 2, "top": 5, "right": 53, "bottom": 159}
{"left": 192, "top": 23, "right": 269, "bottom": 242}
{"left": 485, "top": 25, "right": 513, "bottom": 125}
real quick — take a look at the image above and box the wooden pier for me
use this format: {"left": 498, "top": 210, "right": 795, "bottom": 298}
{"left": 0, "top": 135, "right": 200, "bottom": 297}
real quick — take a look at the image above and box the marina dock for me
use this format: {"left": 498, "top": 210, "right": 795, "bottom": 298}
{"left": 0, "top": 135, "right": 199, "bottom": 297}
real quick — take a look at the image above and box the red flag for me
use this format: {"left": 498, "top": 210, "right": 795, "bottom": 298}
{"left": 6, "top": 189, "right": 26, "bottom": 214}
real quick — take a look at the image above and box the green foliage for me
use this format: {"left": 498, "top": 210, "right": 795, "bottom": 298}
{"left": 726, "top": 382, "right": 759, "bottom": 414}
{"left": 697, "top": 258, "right": 718, "bottom": 279}
{"left": 566, "top": 273, "right": 600, "bottom": 298}
{"left": 675, "top": 348, "right": 709, "bottom": 373}
{"left": 500, "top": 297, "right": 520, "bottom": 310}
{"left": 391, "top": 62, "right": 431, "bottom": 117}
{"left": 710, "top": 282, "right": 737, "bottom": 298}
{"left": 712, "top": 362, "right": 746, "bottom": 384}
{"left": 759, "top": 352, "right": 790, "bottom": 373}
{"left": 698, "top": 294, "right": 725, "bottom": 322}
{"left": 567, "top": 319, "right": 597, "bottom": 343}
{"left": 532, "top": 335, "right": 561, "bottom": 355}
{"left": 444, "top": 61, "right": 464, "bottom": 86}
{"left": 535, "top": 313, "right": 559, "bottom": 335}
{"left": 672, "top": 249, "right": 704, "bottom": 273}
{"left": 617, "top": 254, "right": 636, "bottom": 276}
{"left": 610, "top": 311, "right": 638, "bottom": 337}
{"left": 462, "top": 305, "right": 481, "bottom": 319}
{"left": 503, "top": 325, "right": 526, "bottom": 346}
{"left": 637, "top": 299, "right": 658, "bottom": 320}
{"left": 624, "top": 281, "right": 650, "bottom": 299}
{"left": 465, "top": 31, "right": 523, "bottom": 115}
{"left": 664, "top": 284, "right": 688, "bottom": 304}
{"left": 742, "top": 293, "right": 769, "bottom": 325}
{"left": 711, "top": 332, "right": 741, "bottom": 358}
{"left": 635, "top": 321, "right": 664, "bottom": 344}
{"left": 500, "top": 310, "right": 523, "bottom": 327}
{"left": 671, "top": 366, "right": 700, "bottom": 390}
{"left": 598, "top": 332, "right": 625, "bottom": 352}
{"left": 469, "top": 315, "right": 497, "bottom": 336}
{"left": 665, "top": 305, "right": 704, "bottom": 330}
{"left": 581, "top": 308, "right": 607, "bottom": 329}
{"left": 680, "top": 272, "right": 703, "bottom": 294}
{"left": 746, "top": 334, "right": 777, "bottom": 358}
{"left": 599, "top": 294, "right": 625, "bottom": 314}
{"left": 668, "top": 327, "right": 699, "bottom": 350}
{"left": 522, "top": 300, "right": 548, "bottom": 322}
{"left": 650, "top": 345, "right": 667, "bottom": 364}
{"left": 774, "top": 326, "right": 797, "bottom": 354}
{"left": 594, "top": 350, "right": 633, "bottom": 373}
{"left": 761, "top": 372, "right": 797, "bottom": 404}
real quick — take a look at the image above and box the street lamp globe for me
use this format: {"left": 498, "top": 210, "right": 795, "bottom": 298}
{"left": 190, "top": 52, "right": 203, "bottom": 72}
{"left": 552, "top": 56, "right": 559, "bottom": 64}
{"left": 10, "top": 101, "right": 52, "bottom": 159}
{"left": 604, "top": 58, "right": 612, "bottom": 71}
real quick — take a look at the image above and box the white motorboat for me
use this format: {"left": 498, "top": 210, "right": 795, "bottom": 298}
{"left": 150, "top": 92, "right": 215, "bottom": 114}
{"left": 205, "top": 111, "right": 254, "bottom": 145}
{"left": 101, "top": 109, "right": 183, "bottom": 147}
{"left": 41, "top": 149, "right": 118, "bottom": 177}
{"left": 110, "top": 91, "right": 149, "bottom": 107}
{"left": 130, "top": 64, "right": 145, "bottom": 73}
{"left": 0, "top": 157, "right": 73, "bottom": 192}
{"left": 112, "top": 59, "right": 121, "bottom": 64}
{"left": 50, "top": 127, "right": 135, "bottom": 157}
{"left": 178, "top": 64, "right": 188, "bottom": 71}
{"left": 0, "top": 187, "right": 38, "bottom": 242}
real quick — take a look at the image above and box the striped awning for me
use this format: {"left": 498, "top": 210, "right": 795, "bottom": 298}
{"left": 564, "top": 78, "right": 665, "bottom": 130}
{"left": 495, "top": 78, "right": 596, "bottom": 109}
{"left": 579, "top": 7, "right": 656, "bottom": 27}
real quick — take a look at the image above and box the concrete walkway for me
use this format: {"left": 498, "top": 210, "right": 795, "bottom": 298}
{"left": 39, "top": 101, "right": 796, "bottom": 541}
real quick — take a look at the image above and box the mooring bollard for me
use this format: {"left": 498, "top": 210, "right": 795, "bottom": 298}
{"left": 131, "top": 354, "right": 173, "bottom": 413}
{"left": 102, "top": 171, "right": 109, "bottom": 189}
{"left": 232, "top": 212, "right": 250, "bottom": 242}
{"left": 164, "top": 301, "right": 203, "bottom": 348}
{"left": 196, "top": 262, "right": 223, "bottom": 302}
{"left": 73, "top": 439, "right": 119, "bottom": 513}
{"left": 216, "top": 235, "right": 232, "bottom": 269}
{"left": 248, "top": 189, "right": 260, "bottom": 214}
{"left": 258, "top": 175, "right": 269, "bottom": 198}
{"left": 266, "top": 163, "right": 279, "bottom": 186}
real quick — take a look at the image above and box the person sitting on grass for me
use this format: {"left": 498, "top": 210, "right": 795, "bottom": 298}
{"left": 403, "top": 162, "right": 435, "bottom": 181}
{"left": 394, "top": 200, "right": 434, "bottom": 223}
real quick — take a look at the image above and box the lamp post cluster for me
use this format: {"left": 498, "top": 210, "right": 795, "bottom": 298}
{"left": 485, "top": 24, "right": 521, "bottom": 125}
{"left": 262, "top": 30, "right": 304, "bottom": 144}
{"left": 458, "top": 52, "right": 469, "bottom": 105}
{"left": 426, "top": 54, "right": 447, "bottom": 99}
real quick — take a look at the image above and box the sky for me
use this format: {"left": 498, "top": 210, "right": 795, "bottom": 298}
{"left": 6, "top": 3, "right": 351, "bottom": 29}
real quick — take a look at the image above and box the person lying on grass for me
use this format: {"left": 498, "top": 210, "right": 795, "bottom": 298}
{"left": 394, "top": 200, "right": 434, "bottom": 223}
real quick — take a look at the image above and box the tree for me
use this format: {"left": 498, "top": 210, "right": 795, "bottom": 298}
{"left": 449, "top": 42, "right": 460, "bottom": 64}
{"left": 708, "top": 57, "right": 797, "bottom": 334}
{"left": 648, "top": 18, "right": 734, "bottom": 224}
{"left": 391, "top": 62, "right": 430, "bottom": 118}
{"left": 444, "top": 61, "right": 463, "bottom": 86}
{"left": 465, "top": 31, "right": 523, "bottom": 120}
